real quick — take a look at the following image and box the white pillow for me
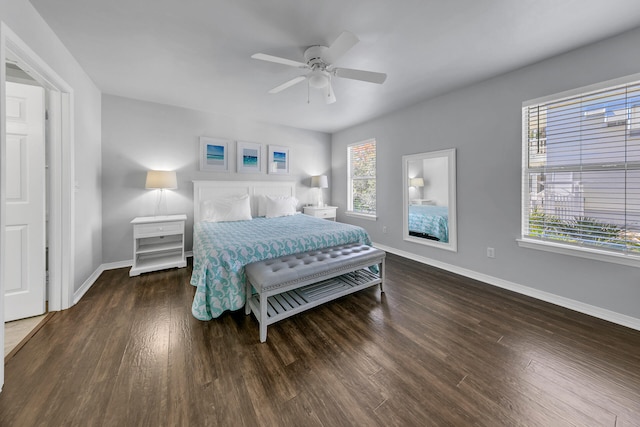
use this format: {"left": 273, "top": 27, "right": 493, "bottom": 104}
{"left": 203, "top": 194, "right": 252, "bottom": 222}
{"left": 200, "top": 199, "right": 216, "bottom": 221}
{"left": 265, "top": 195, "right": 298, "bottom": 218}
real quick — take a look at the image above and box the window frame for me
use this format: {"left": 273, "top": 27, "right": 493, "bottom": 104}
{"left": 518, "top": 73, "right": 640, "bottom": 268}
{"left": 346, "top": 139, "right": 377, "bottom": 220}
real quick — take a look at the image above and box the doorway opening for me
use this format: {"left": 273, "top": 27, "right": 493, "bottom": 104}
{"left": 3, "top": 60, "right": 48, "bottom": 355}
{"left": 1, "top": 23, "right": 75, "bottom": 383}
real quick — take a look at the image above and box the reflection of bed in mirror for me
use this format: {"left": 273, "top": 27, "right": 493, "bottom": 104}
{"left": 407, "top": 204, "right": 449, "bottom": 242}
{"left": 402, "top": 148, "right": 457, "bottom": 251}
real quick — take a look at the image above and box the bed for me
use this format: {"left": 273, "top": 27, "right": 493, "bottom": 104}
{"left": 407, "top": 204, "right": 449, "bottom": 242}
{"left": 190, "top": 180, "right": 373, "bottom": 320}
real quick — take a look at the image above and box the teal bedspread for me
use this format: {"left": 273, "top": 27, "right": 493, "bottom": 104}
{"left": 190, "top": 214, "right": 372, "bottom": 320}
{"left": 408, "top": 205, "right": 449, "bottom": 242}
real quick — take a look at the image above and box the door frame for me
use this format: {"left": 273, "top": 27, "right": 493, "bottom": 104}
{"left": 0, "top": 23, "right": 75, "bottom": 388}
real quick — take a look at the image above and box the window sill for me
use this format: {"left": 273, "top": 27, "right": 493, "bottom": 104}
{"left": 516, "top": 238, "right": 640, "bottom": 268}
{"left": 345, "top": 211, "right": 377, "bottom": 221}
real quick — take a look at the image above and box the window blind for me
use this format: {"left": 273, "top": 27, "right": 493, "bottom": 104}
{"left": 348, "top": 140, "right": 376, "bottom": 215}
{"left": 522, "top": 79, "right": 640, "bottom": 258}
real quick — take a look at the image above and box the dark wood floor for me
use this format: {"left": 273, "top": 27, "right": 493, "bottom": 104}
{"left": 1, "top": 254, "right": 639, "bottom": 426}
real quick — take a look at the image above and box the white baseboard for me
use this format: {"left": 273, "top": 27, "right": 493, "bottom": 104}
{"left": 72, "top": 252, "right": 194, "bottom": 305}
{"left": 73, "top": 265, "right": 106, "bottom": 304}
{"left": 373, "top": 243, "right": 640, "bottom": 332}
{"left": 103, "top": 260, "right": 133, "bottom": 270}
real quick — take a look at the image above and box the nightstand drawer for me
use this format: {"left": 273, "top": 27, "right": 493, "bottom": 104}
{"left": 410, "top": 199, "right": 434, "bottom": 205}
{"left": 134, "top": 221, "right": 183, "bottom": 237}
{"left": 303, "top": 206, "right": 338, "bottom": 221}
{"left": 315, "top": 209, "right": 334, "bottom": 218}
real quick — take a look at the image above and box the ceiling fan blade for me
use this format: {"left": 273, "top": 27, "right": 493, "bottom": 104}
{"left": 324, "top": 81, "right": 336, "bottom": 104}
{"left": 251, "top": 53, "right": 307, "bottom": 68}
{"left": 268, "top": 76, "right": 307, "bottom": 94}
{"left": 333, "top": 67, "right": 387, "bottom": 84}
{"left": 324, "top": 31, "right": 359, "bottom": 64}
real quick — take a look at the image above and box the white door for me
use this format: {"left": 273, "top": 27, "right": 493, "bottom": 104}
{"left": 4, "top": 81, "right": 46, "bottom": 321}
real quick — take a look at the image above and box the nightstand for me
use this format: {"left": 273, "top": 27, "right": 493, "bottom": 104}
{"left": 303, "top": 206, "right": 338, "bottom": 221}
{"left": 130, "top": 214, "right": 187, "bottom": 277}
{"left": 410, "top": 199, "right": 435, "bottom": 205}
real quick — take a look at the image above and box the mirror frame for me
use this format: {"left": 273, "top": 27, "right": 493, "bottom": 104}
{"left": 402, "top": 148, "right": 457, "bottom": 252}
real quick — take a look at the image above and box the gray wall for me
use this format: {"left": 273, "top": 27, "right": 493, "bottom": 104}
{"left": 1, "top": 0, "right": 103, "bottom": 295}
{"left": 332, "top": 26, "right": 640, "bottom": 321}
{"left": 102, "top": 95, "right": 331, "bottom": 264}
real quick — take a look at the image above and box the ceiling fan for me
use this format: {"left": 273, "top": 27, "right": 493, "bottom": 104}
{"left": 251, "top": 31, "right": 387, "bottom": 104}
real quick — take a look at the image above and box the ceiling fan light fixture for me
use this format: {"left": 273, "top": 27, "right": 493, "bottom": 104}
{"left": 308, "top": 70, "right": 328, "bottom": 89}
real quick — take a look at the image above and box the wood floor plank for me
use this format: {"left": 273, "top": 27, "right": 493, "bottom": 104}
{"left": 0, "top": 253, "right": 638, "bottom": 426}
{"left": 525, "top": 358, "right": 640, "bottom": 422}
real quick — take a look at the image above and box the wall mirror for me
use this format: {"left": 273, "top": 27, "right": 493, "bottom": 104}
{"left": 402, "top": 148, "right": 457, "bottom": 251}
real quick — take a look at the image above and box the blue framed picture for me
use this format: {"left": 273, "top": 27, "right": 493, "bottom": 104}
{"left": 200, "top": 136, "right": 229, "bottom": 172}
{"left": 237, "top": 141, "right": 263, "bottom": 174}
{"left": 268, "top": 145, "right": 289, "bottom": 175}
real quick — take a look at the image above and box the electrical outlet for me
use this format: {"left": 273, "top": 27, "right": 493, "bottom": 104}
{"left": 486, "top": 247, "right": 495, "bottom": 258}
{"left": 383, "top": 226, "right": 387, "bottom": 233}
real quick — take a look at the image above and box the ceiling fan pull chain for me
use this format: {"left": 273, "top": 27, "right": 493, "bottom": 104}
{"left": 307, "top": 80, "right": 310, "bottom": 104}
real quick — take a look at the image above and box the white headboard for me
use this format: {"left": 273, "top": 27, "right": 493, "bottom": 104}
{"left": 193, "top": 180, "right": 296, "bottom": 222}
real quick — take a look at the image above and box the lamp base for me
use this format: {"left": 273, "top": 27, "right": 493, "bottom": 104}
{"left": 154, "top": 189, "right": 168, "bottom": 216}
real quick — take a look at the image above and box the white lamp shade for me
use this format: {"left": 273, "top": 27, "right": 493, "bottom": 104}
{"left": 409, "top": 177, "right": 424, "bottom": 187}
{"left": 145, "top": 170, "right": 177, "bottom": 190}
{"left": 308, "top": 70, "right": 328, "bottom": 89}
{"left": 311, "top": 175, "right": 329, "bottom": 188}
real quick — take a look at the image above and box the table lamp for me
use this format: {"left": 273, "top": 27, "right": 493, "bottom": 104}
{"left": 146, "top": 170, "right": 177, "bottom": 216}
{"left": 311, "top": 175, "right": 328, "bottom": 207}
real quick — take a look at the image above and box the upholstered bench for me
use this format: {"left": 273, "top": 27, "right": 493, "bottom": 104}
{"left": 245, "top": 243, "right": 385, "bottom": 342}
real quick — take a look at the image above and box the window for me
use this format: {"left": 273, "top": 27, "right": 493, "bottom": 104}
{"left": 520, "top": 75, "right": 640, "bottom": 266}
{"left": 347, "top": 139, "right": 376, "bottom": 218}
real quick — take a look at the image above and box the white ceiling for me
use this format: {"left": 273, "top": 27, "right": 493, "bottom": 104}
{"left": 29, "top": 0, "right": 640, "bottom": 134}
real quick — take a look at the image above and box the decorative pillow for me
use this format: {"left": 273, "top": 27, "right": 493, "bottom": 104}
{"left": 204, "top": 194, "right": 252, "bottom": 222}
{"left": 200, "top": 200, "right": 216, "bottom": 222}
{"left": 265, "top": 195, "right": 298, "bottom": 218}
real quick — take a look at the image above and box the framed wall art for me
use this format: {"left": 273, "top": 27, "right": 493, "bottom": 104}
{"left": 200, "top": 136, "right": 230, "bottom": 172}
{"left": 268, "top": 145, "right": 289, "bottom": 175}
{"left": 237, "top": 141, "right": 263, "bottom": 174}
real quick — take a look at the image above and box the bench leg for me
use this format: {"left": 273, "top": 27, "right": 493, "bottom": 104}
{"left": 260, "top": 294, "right": 268, "bottom": 342}
{"left": 245, "top": 281, "right": 252, "bottom": 315}
{"left": 379, "top": 258, "right": 385, "bottom": 293}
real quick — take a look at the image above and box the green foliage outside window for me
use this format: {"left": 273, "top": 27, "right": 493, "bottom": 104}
{"left": 349, "top": 140, "right": 376, "bottom": 214}
{"left": 528, "top": 207, "right": 640, "bottom": 252}
{"left": 352, "top": 179, "right": 376, "bottom": 214}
